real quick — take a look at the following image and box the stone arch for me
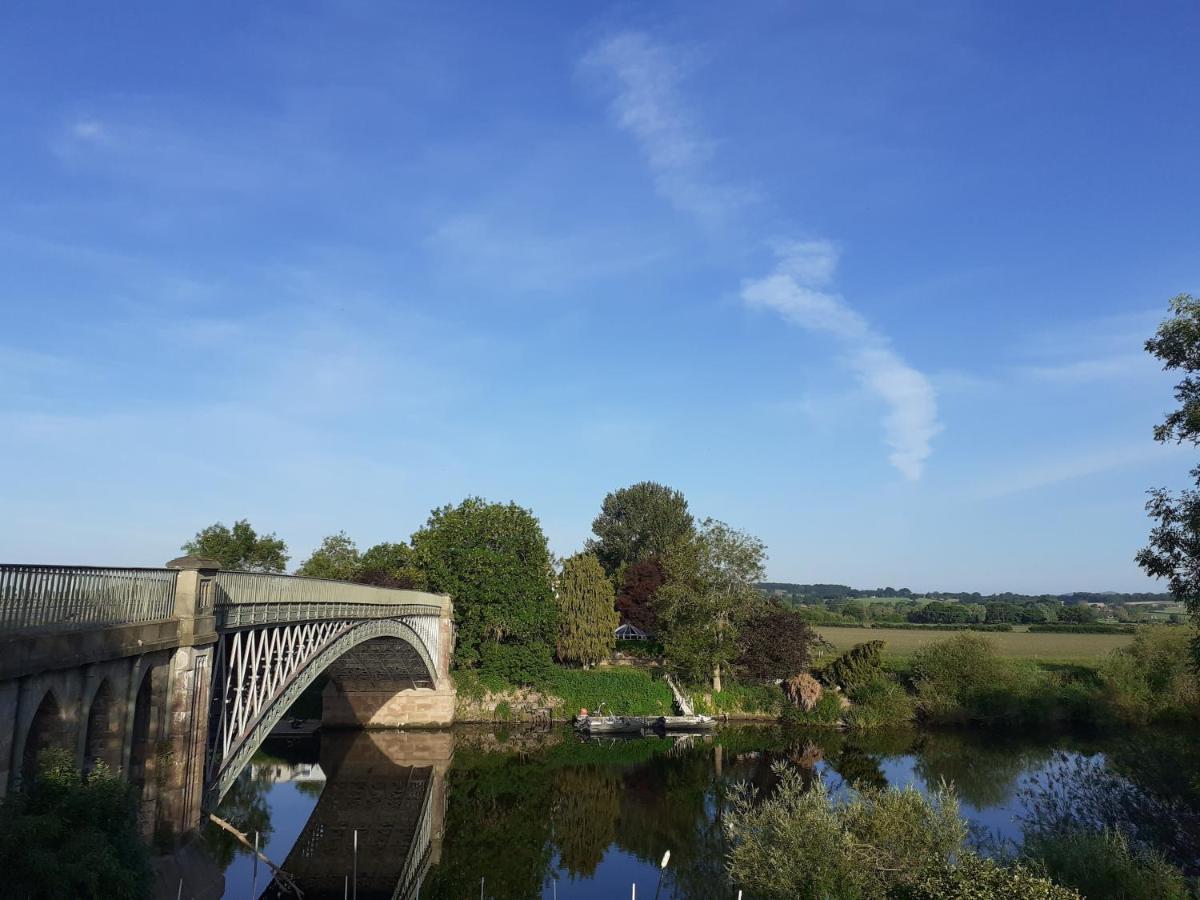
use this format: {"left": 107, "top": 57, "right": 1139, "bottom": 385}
{"left": 22, "top": 688, "right": 67, "bottom": 784}
{"left": 127, "top": 667, "right": 154, "bottom": 793}
{"left": 83, "top": 678, "right": 119, "bottom": 773}
{"left": 211, "top": 618, "right": 438, "bottom": 804}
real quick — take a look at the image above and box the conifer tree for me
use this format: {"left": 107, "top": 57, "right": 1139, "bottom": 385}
{"left": 556, "top": 553, "right": 618, "bottom": 667}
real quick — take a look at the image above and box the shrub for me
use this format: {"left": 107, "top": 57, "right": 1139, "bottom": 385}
{"left": 909, "top": 634, "right": 1058, "bottom": 725}
{"left": 909, "top": 633, "right": 997, "bottom": 721}
{"left": 780, "top": 690, "right": 845, "bottom": 726}
{"left": 845, "top": 673, "right": 916, "bottom": 728}
{"left": 725, "top": 764, "right": 966, "bottom": 899}
{"left": 711, "top": 681, "right": 784, "bottom": 715}
{"left": 1018, "top": 752, "right": 1200, "bottom": 877}
{"left": 820, "top": 640, "right": 885, "bottom": 693}
{"left": 1099, "top": 628, "right": 1200, "bottom": 723}
{"left": 1022, "top": 828, "right": 1192, "bottom": 900}
{"left": 0, "top": 749, "right": 152, "bottom": 899}
{"left": 614, "top": 638, "right": 664, "bottom": 658}
{"left": 899, "top": 854, "right": 1081, "bottom": 899}
{"left": 480, "top": 641, "right": 553, "bottom": 683}
{"left": 1029, "top": 624, "right": 1136, "bottom": 634}
{"left": 737, "top": 607, "right": 817, "bottom": 682}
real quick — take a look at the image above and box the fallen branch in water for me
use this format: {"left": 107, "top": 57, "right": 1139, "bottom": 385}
{"left": 207, "top": 813, "right": 304, "bottom": 897}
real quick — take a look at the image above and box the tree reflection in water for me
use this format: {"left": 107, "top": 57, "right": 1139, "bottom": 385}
{"left": 208, "top": 724, "right": 1200, "bottom": 899}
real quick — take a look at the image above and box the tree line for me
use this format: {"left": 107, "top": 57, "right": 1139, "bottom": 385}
{"left": 760, "top": 582, "right": 1171, "bottom": 607}
{"left": 181, "top": 481, "right": 814, "bottom": 690}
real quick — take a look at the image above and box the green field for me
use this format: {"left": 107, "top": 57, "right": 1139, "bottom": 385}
{"left": 815, "top": 625, "right": 1134, "bottom": 662}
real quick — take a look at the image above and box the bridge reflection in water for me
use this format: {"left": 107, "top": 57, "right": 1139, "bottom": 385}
{"left": 261, "top": 730, "right": 451, "bottom": 900}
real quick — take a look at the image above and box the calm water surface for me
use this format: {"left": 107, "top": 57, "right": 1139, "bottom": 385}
{"left": 206, "top": 723, "right": 1200, "bottom": 899}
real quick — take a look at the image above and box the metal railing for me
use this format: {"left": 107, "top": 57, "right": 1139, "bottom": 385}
{"left": 0, "top": 564, "right": 178, "bottom": 635}
{"left": 212, "top": 570, "right": 446, "bottom": 608}
{"left": 211, "top": 571, "right": 447, "bottom": 630}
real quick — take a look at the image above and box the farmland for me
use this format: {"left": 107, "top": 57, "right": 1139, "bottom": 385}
{"left": 815, "top": 624, "right": 1135, "bottom": 662}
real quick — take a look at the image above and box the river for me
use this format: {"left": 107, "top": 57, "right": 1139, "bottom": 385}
{"left": 205, "top": 723, "right": 1200, "bottom": 899}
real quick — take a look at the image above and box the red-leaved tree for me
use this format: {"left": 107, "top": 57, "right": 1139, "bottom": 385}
{"left": 615, "top": 558, "right": 664, "bottom": 634}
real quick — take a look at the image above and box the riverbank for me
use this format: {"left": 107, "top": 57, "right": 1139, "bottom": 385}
{"left": 452, "top": 666, "right": 783, "bottom": 723}
{"left": 451, "top": 627, "right": 1200, "bottom": 730}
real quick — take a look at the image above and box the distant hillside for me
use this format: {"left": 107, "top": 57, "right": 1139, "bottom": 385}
{"left": 758, "top": 582, "right": 1172, "bottom": 606}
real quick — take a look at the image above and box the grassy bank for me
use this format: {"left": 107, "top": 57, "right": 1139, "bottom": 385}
{"left": 452, "top": 666, "right": 783, "bottom": 720}
{"left": 453, "top": 666, "right": 676, "bottom": 720}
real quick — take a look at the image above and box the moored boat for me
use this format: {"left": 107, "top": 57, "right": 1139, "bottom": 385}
{"left": 573, "top": 714, "right": 648, "bottom": 734}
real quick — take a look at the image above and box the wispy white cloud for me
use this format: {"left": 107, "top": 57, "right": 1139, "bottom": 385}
{"left": 581, "top": 32, "right": 941, "bottom": 479}
{"left": 580, "top": 32, "right": 752, "bottom": 222}
{"left": 70, "top": 118, "right": 110, "bottom": 143}
{"left": 743, "top": 242, "right": 941, "bottom": 480}
{"left": 970, "top": 442, "right": 1185, "bottom": 500}
{"left": 426, "top": 211, "right": 665, "bottom": 292}
{"left": 1019, "top": 352, "right": 1156, "bottom": 384}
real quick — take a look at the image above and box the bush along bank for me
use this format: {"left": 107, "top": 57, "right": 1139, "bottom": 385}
{"left": 907, "top": 629, "right": 1199, "bottom": 727}
{"left": 724, "top": 762, "right": 1198, "bottom": 900}
{"left": 749, "top": 627, "right": 1197, "bottom": 730}
{"left": 451, "top": 627, "right": 1199, "bottom": 729}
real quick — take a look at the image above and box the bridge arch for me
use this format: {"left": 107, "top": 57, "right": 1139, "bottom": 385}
{"left": 127, "top": 665, "right": 156, "bottom": 793}
{"left": 210, "top": 617, "right": 439, "bottom": 803}
{"left": 21, "top": 688, "right": 66, "bottom": 784}
{"left": 82, "top": 677, "right": 119, "bottom": 772}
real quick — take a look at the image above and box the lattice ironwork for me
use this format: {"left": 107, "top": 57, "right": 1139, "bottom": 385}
{"left": 207, "top": 616, "right": 440, "bottom": 802}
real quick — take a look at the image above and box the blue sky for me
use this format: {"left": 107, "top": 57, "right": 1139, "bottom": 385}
{"left": 2, "top": 2, "right": 1197, "bottom": 592}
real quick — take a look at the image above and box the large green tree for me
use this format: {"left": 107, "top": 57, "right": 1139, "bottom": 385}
{"left": 656, "top": 518, "right": 767, "bottom": 691}
{"left": 587, "top": 481, "right": 695, "bottom": 579}
{"left": 412, "top": 497, "right": 557, "bottom": 680}
{"left": 556, "top": 553, "right": 619, "bottom": 668}
{"left": 296, "top": 532, "right": 361, "bottom": 580}
{"left": 357, "top": 541, "right": 426, "bottom": 589}
{"left": 181, "top": 519, "right": 288, "bottom": 572}
{"left": 1137, "top": 294, "right": 1200, "bottom": 663}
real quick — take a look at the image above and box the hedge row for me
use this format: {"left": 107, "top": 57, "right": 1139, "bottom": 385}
{"left": 811, "top": 622, "right": 1014, "bottom": 633}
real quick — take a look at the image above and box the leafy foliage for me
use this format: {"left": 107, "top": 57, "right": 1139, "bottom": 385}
{"left": 820, "top": 640, "right": 886, "bottom": 693}
{"left": 555, "top": 553, "right": 618, "bottom": 667}
{"left": 736, "top": 605, "right": 816, "bottom": 682}
{"left": 614, "top": 558, "right": 665, "bottom": 634}
{"left": 1020, "top": 828, "right": 1192, "bottom": 899}
{"left": 779, "top": 689, "right": 845, "bottom": 726}
{"left": 1138, "top": 293, "right": 1200, "bottom": 661}
{"left": 725, "top": 764, "right": 967, "bottom": 899}
{"left": 0, "top": 749, "right": 152, "bottom": 899}
{"left": 845, "top": 674, "right": 917, "bottom": 728}
{"left": 356, "top": 541, "right": 426, "bottom": 588}
{"left": 412, "top": 497, "right": 557, "bottom": 680}
{"left": 1018, "top": 751, "right": 1200, "bottom": 876}
{"left": 656, "top": 518, "right": 767, "bottom": 690}
{"left": 1028, "top": 623, "right": 1135, "bottom": 634}
{"left": 181, "top": 518, "right": 288, "bottom": 572}
{"left": 1099, "top": 628, "right": 1200, "bottom": 723}
{"left": 586, "top": 481, "right": 695, "bottom": 579}
{"left": 296, "top": 531, "right": 361, "bottom": 580}
{"left": 898, "top": 855, "right": 1081, "bottom": 899}
{"left": 296, "top": 534, "right": 427, "bottom": 587}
